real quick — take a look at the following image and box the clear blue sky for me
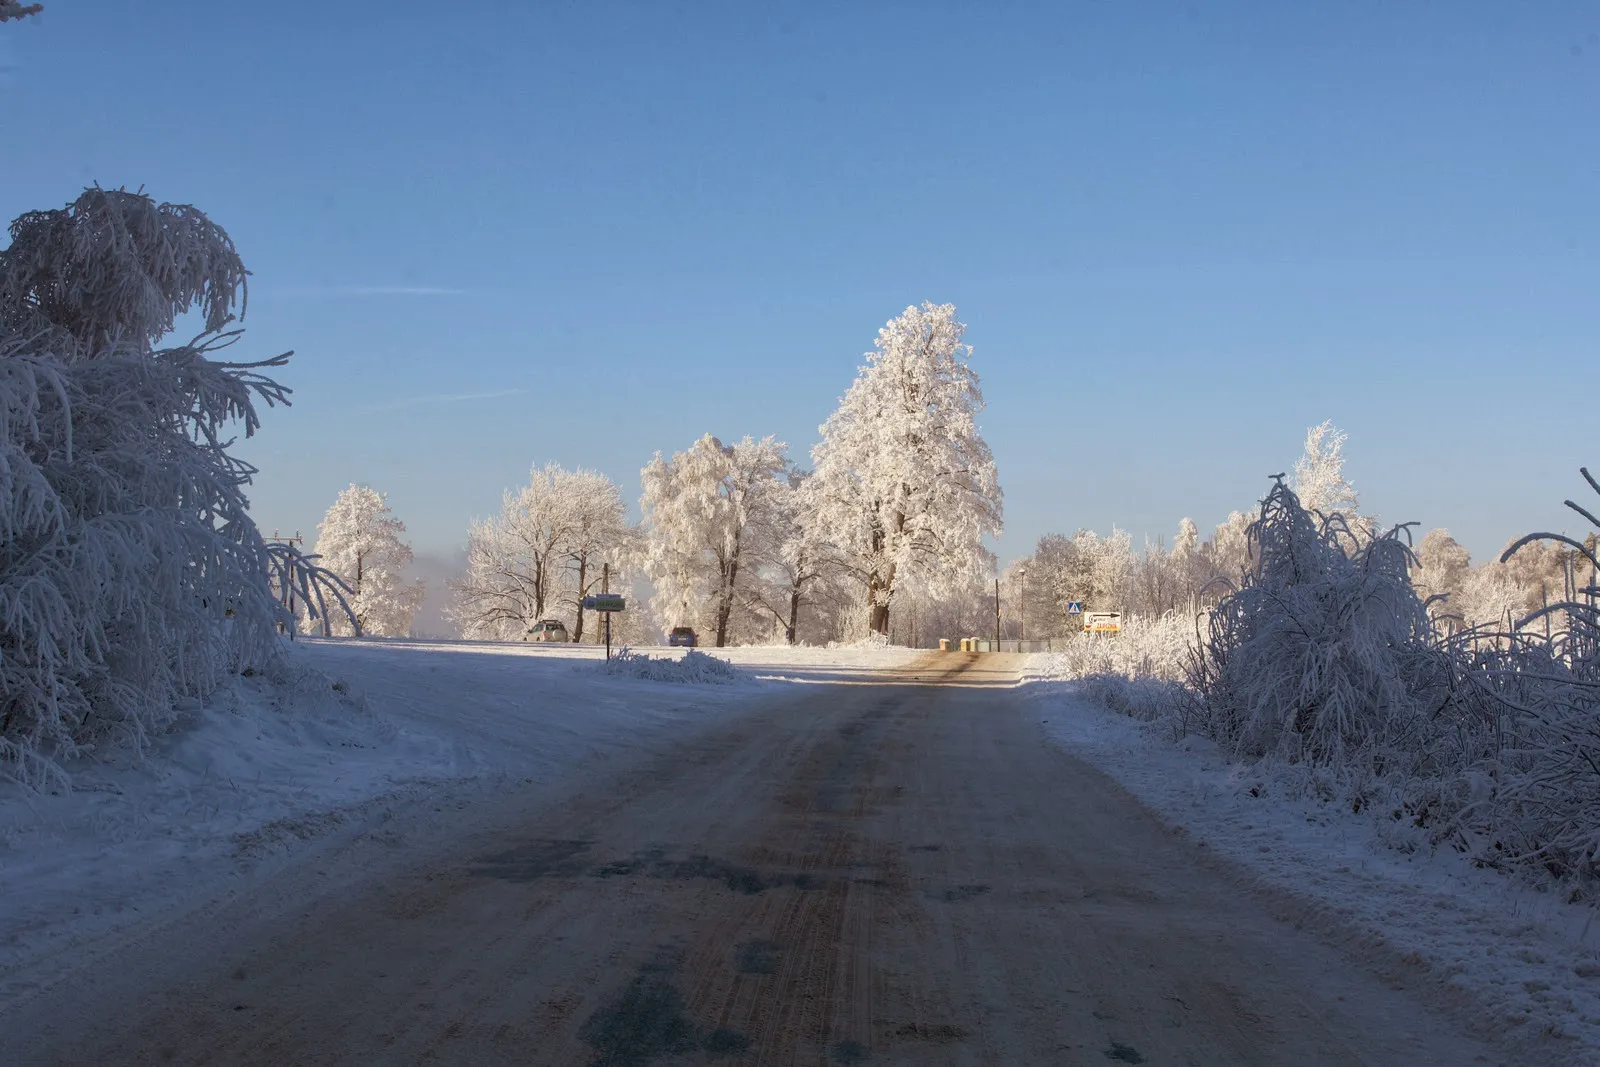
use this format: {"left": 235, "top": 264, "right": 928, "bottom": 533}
{"left": 4, "top": 2, "right": 1597, "bottom": 567}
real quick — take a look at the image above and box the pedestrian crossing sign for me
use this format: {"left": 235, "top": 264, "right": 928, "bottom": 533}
{"left": 1067, "top": 601, "right": 1083, "bottom": 614}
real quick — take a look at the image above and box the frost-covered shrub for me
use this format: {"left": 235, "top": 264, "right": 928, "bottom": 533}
{"left": 0, "top": 188, "right": 344, "bottom": 786}
{"left": 1433, "top": 471, "right": 1600, "bottom": 881}
{"left": 598, "top": 647, "right": 747, "bottom": 685}
{"left": 826, "top": 631, "right": 892, "bottom": 651}
{"left": 1047, "top": 612, "right": 1193, "bottom": 683}
{"left": 1192, "top": 476, "right": 1451, "bottom": 770}
{"left": 1041, "top": 614, "right": 1196, "bottom": 728}
{"left": 1073, "top": 673, "right": 1190, "bottom": 724}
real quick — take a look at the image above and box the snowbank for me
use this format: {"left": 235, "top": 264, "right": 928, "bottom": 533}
{"left": 1028, "top": 674, "right": 1600, "bottom": 1054}
{"left": 598, "top": 647, "right": 750, "bottom": 684}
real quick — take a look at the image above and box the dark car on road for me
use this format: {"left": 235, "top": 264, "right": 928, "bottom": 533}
{"left": 667, "top": 626, "right": 698, "bottom": 648}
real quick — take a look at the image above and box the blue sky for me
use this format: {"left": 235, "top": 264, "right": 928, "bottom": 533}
{"left": 4, "top": 1, "right": 1597, "bottom": 567}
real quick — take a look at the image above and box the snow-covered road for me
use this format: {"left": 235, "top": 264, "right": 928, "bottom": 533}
{"left": 4, "top": 647, "right": 1523, "bottom": 1065}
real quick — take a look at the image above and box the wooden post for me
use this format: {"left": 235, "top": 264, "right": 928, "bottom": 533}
{"left": 603, "top": 562, "right": 612, "bottom": 662}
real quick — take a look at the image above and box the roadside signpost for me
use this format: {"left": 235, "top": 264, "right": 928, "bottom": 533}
{"left": 1067, "top": 601, "right": 1083, "bottom": 615}
{"left": 1084, "top": 611, "right": 1122, "bottom": 636}
{"left": 582, "top": 591, "right": 627, "bottom": 661}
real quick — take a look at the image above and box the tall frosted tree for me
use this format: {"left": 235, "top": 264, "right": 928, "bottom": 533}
{"left": 449, "top": 464, "right": 631, "bottom": 640}
{"left": 306, "top": 485, "right": 424, "bottom": 637}
{"left": 810, "top": 303, "right": 1003, "bottom": 636}
{"left": 0, "top": 188, "right": 339, "bottom": 785}
{"left": 640, "top": 434, "right": 789, "bottom": 647}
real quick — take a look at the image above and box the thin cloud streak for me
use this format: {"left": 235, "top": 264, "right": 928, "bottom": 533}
{"left": 346, "top": 286, "right": 470, "bottom": 296}
{"left": 259, "top": 285, "right": 472, "bottom": 299}
{"left": 351, "top": 388, "right": 529, "bottom": 416}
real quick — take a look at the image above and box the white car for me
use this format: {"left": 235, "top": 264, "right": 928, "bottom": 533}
{"left": 525, "top": 619, "right": 570, "bottom": 642}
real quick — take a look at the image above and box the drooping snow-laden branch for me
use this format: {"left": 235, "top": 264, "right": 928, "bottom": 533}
{"left": 0, "top": 2, "right": 43, "bottom": 22}
{"left": 0, "top": 188, "right": 347, "bottom": 787}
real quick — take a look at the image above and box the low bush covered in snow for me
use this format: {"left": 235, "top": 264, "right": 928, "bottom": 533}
{"left": 1189, "top": 473, "right": 1600, "bottom": 888}
{"left": 1052, "top": 471, "right": 1600, "bottom": 893}
{"left": 597, "top": 648, "right": 749, "bottom": 685}
{"left": 1191, "top": 476, "right": 1450, "bottom": 772}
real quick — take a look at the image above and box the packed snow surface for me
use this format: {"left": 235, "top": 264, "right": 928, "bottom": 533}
{"left": 1026, "top": 660, "right": 1600, "bottom": 1055}
{"left": 0, "top": 639, "right": 920, "bottom": 998}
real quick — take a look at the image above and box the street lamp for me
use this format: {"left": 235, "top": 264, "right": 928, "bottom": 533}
{"left": 1018, "top": 564, "right": 1027, "bottom": 644}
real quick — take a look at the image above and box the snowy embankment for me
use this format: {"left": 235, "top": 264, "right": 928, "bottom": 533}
{"left": 1024, "top": 656, "right": 1600, "bottom": 1054}
{"left": 0, "top": 640, "right": 917, "bottom": 1001}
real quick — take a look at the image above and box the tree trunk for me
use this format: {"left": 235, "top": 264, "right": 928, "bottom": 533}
{"left": 715, "top": 593, "right": 732, "bottom": 647}
{"left": 869, "top": 601, "right": 890, "bottom": 636}
{"left": 868, "top": 561, "right": 895, "bottom": 636}
{"left": 715, "top": 550, "right": 741, "bottom": 648}
{"left": 786, "top": 587, "right": 800, "bottom": 645}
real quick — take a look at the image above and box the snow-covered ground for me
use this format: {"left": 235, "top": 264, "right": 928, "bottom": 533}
{"left": 0, "top": 638, "right": 921, "bottom": 1004}
{"left": 1024, "top": 659, "right": 1600, "bottom": 1054}
{"left": 18, "top": 639, "right": 1594, "bottom": 1055}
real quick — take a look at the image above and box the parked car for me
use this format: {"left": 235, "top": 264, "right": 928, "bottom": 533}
{"left": 525, "top": 619, "right": 570, "bottom": 642}
{"left": 667, "top": 626, "right": 698, "bottom": 648}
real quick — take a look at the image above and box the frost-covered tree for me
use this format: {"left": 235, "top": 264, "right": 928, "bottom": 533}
{"left": 1292, "top": 420, "right": 1360, "bottom": 519}
{"left": 810, "top": 303, "right": 1003, "bottom": 635}
{"left": 641, "top": 434, "right": 788, "bottom": 647}
{"left": 1171, "top": 516, "right": 1202, "bottom": 601}
{"left": 449, "top": 463, "right": 631, "bottom": 641}
{"left": 0, "top": 188, "right": 340, "bottom": 785}
{"left": 1413, "top": 528, "right": 1473, "bottom": 627}
{"left": 1089, "top": 528, "right": 1134, "bottom": 609}
{"left": 305, "top": 485, "right": 424, "bottom": 637}
{"left": 743, "top": 471, "right": 836, "bottom": 645}
{"left": 1456, "top": 562, "right": 1524, "bottom": 629}
{"left": 1201, "top": 509, "right": 1255, "bottom": 590}
{"left": 555, "top": 469, "right": 632, "bottom": 642}
{"left": 1126, "top": 526, "right": 1197, "bottom": 620}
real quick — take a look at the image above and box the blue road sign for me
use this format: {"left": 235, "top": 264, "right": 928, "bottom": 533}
{"left": 1067, "top": 601, "right": 1083, "bottom": 614}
